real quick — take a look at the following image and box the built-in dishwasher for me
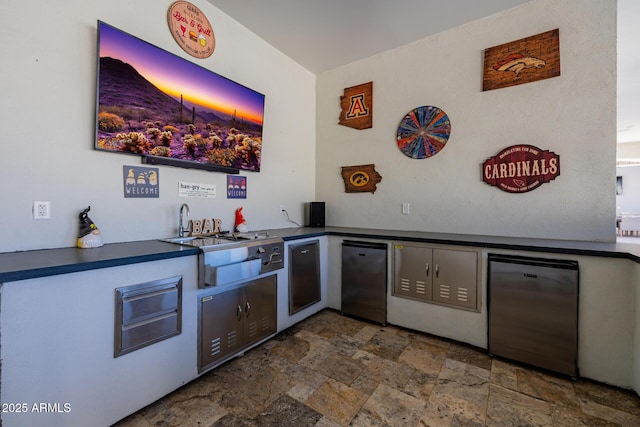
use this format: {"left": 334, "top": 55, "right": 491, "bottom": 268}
{"left": 488, "top": 254, "right": 579, "bottom": 377}
{"left": 341, "top": 240, "right": 388, "bottom": 324}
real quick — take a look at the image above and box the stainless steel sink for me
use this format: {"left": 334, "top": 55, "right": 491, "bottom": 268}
{"left": 159, "top": 233, "right": 285, "bottom": 288}
{"left": 160, "top": 233, "right": 265, "bottom": 248}
{"left": 160, "top": 236, "right": 199, "bottom": 244}
{"left": 161, "top": 236, "right": 228, "bottom": 247}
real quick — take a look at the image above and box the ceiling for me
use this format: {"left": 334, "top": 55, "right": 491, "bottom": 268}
{"left": 207, "top": 0, "right": 639, "bottom": 145}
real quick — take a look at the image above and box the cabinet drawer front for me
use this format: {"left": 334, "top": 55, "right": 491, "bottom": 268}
{"left": 121, "top": 313, "right": 180, "bottom": 351}
{"left": 204, "top": 258, "right": 261, "bottom": 287}
{"left": 115, "top": 276, "right": 183, "bottom": 357}
{"left": 122, "top": 288, "right": 179, "bottom": 324}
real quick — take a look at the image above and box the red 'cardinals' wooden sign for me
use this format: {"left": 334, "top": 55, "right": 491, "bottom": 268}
{"left": 482, "top": 145, "right": 559, "bottom": 193}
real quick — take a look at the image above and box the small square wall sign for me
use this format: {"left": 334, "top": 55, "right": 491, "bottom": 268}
{"left": 179, "top": 182, "right": 216, "bottom": 198}
{"left": 124, "top": 166, "right": 159, "bottom": 198}
{"left": 227, "top": 175, "right": 247, "bottom": 199}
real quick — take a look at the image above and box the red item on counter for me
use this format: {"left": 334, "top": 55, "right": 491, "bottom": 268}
{"left": 234, "top": 207, "right": 247, "bottom": 232}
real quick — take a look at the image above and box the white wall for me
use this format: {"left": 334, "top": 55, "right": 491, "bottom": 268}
{"left": 0, "top": 0, "right": 316, "bottom": 253}
{"left": 617, "top": 141, "right": 640, "bottom": 160}
{"left": 316, "top": 0, "right": 616, "bottom": 242}
{"left": 616, "top": 166, "right": 640, "bottom": 213}
{"left": 0, "top": 0, "right": 618, "bottom": 252}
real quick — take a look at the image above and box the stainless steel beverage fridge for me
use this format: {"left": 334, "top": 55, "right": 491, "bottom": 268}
{"left": 341, "top": 240, "right": 388, "bottom": 324}
{"left": 488, "top": 254, "right": 579, "bottom": 378}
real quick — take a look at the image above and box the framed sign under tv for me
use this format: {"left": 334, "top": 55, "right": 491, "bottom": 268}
{"left": 95, "top": 21, "right": 265, "bottom": 173}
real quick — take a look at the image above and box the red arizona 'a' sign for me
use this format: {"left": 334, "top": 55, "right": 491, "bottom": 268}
{"left": 339, "top": 82, "right": 373, "bottom": 130}
{"left": 482, "top": 145, "right": 559, "bottom": 193}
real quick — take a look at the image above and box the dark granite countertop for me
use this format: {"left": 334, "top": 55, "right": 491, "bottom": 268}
{"left": 0, "top": 240, "right": 199, "bottom": 283}
{"left": 279, "top": 226, "right": 640, "bottom": 261}
{"left": 1, "top": 227, "right": 639, "bottom": 283}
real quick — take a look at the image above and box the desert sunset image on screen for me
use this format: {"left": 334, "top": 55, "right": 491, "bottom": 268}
{"left": 95, "top": 21, "right": 265, "bottom": 171}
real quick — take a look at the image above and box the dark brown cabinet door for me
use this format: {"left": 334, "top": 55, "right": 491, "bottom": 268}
{"left": 245, "top": 275, "right": 277, "bottom": 343}
{"left": 432, "top": 249, "right": 478, "bottom": 310}
{"left": 199, "top": 288, "right": 244, "bottom": 371}
{"left": 393, "top": 244, "right": 433, "bottom": 301}
{"left": 289, "top": 240, "right": 321, "bottom": 315}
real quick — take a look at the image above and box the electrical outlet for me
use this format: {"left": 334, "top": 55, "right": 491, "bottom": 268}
{"left": 33, "top": 201, "right": 51, "bottom": 220}
{"left": 280, "top": 205, "right": 286, "bottom": 213}
{"left": 402, "top": 203, "right": 410, "bottom": 215}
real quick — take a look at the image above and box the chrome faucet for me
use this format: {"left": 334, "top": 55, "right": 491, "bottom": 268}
{"left": 178, "top": 203, "right": 190, "bottom": 237}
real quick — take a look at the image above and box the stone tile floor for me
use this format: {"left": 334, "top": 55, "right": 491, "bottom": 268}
{"left": 114, "top": 309, "right": 640, "bottom": 426}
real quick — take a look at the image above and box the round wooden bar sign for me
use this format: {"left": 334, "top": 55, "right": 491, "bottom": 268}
{"left": 167, "top": 1, "right": 215, "bottom": 59}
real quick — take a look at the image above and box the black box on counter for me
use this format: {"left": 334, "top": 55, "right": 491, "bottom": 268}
{"left": 306, "top": 202, "right": 325, "bottom": 227}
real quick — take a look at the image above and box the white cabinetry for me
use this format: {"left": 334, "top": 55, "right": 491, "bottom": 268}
{"left": 0, "top": 256, "right": 198, "bottom": 427}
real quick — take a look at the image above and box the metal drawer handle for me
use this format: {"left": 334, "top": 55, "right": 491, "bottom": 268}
{"left": 236, "top": 305, "right": 243, "bottom": 320}
{"left": 245, "top": 302, "right": 251, "bottom": 317}
{"left": 426, "top": 263, "right": 430, "bottom": 277}
{"left": 435, "top": 264, "right": 439, "bottom": 278}
{"left": 270, "top": 253, "right": 283, "bottom": 263}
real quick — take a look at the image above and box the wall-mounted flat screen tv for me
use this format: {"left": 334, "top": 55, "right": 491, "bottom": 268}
{"left": 95, "top": 21, "right": 265, "bottom": 172}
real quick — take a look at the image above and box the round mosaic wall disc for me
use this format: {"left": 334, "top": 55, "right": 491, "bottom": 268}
{"left": 396, "top": 106, "right": 451, "bottom": 159}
